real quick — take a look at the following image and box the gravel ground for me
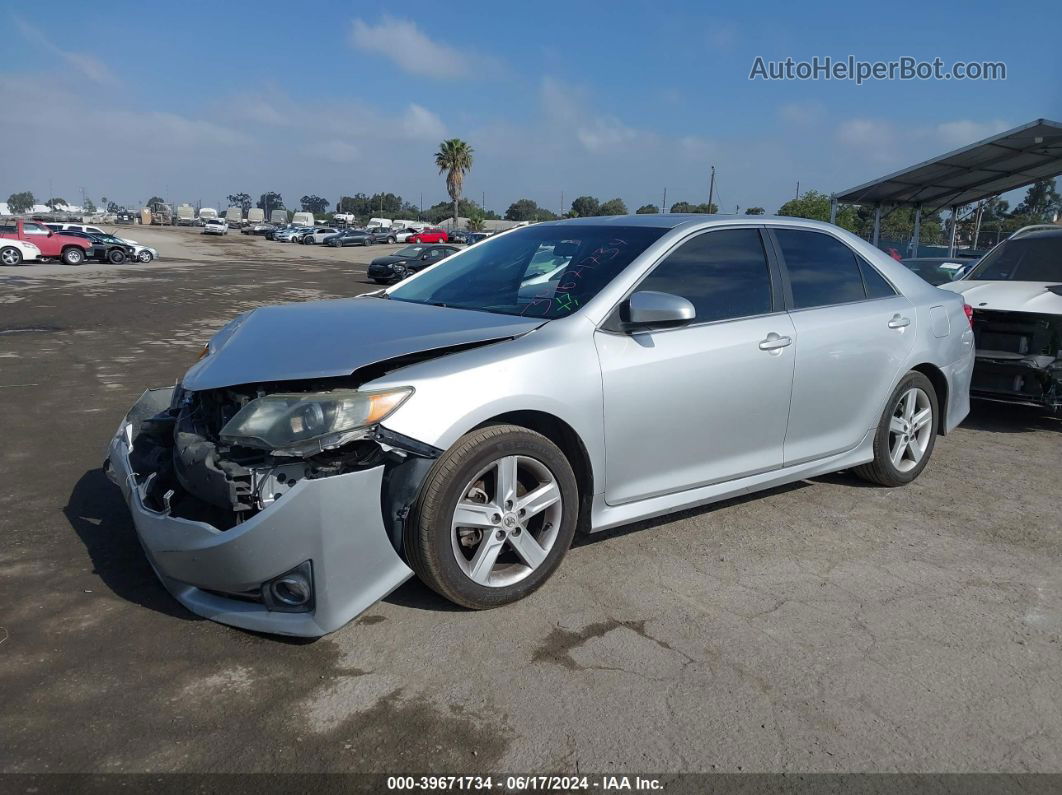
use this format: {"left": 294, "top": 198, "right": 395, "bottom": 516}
{"left": 1, "top": 228, "right": 1060, "bottom": 775}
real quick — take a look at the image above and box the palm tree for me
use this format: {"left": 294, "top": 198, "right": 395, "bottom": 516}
{"left": 434, "top": 139, "right": 473, "bottom": 230}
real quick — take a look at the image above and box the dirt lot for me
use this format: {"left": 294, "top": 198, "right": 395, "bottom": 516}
{"left": 1, "top": 227, "right": 1060, "bottom": 775}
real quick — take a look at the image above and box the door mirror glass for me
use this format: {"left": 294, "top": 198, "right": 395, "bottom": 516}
{"left": 624, "top": 291, "right": 696, "bottom": 328}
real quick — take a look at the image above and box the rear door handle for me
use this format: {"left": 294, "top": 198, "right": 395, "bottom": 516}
{"left": 888, "top": 314, "right": 911, "bottom": 329}
{"left": 758, "top": 332, "right": 792, "bottom": 351}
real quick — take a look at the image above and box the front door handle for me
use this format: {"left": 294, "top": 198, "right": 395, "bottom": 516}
{"left": 888, "top": 314, "right": 911, "bottom": 329}
{"left": 758, "top": 332, "right": 793, "bottom": 351}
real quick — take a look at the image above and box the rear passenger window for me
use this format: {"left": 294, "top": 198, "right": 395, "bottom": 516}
{"left": 637, "top": 228, "right": 774, "bottom": 323}
{"left": 859, "top": 259, "right": 896, "bottom": 298}
{"left": 775, "top": 229, "right": 866, "bottom": 309}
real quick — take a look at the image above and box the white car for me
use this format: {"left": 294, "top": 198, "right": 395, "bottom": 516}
{"left": 0, "top": 238, "right": 42, "bottom": 266}
{"left": 116, "top": 237, "right": 159, "bottom": 263}
{"left": 393, "top": 226, "right": 427, "bottom": 243}
{"left": 203, "top": 219, "right": 229, "bottom": 236}
{"left": 299, "top": 227, "right": 339, "bottom": 245}
{"left": 939, "top": 225, "right": 1062, "bottom": 410}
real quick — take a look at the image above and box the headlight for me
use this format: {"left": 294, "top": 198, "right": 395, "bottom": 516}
{"left": 219, "top": 388, "right": 413, "bottom": 455}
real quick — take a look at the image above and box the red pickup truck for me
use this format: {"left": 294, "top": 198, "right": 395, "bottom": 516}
{"left": 0, "top": 219, "right": 91, "bottom": 265}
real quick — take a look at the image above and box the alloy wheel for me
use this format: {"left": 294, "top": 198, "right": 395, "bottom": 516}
{"left": 450, "top": 455, "right": 563, "bottom": 587}
{"left": 888, "top": 387, "right": 933, "bottom": 473}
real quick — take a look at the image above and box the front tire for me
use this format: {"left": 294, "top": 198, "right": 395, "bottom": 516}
{"left": 107, "top": 248, "right": 126, "bottom": 264}
{"left": 137, "top": 250, "right": 154, "bottom": 263}
{"left": 854, "top": 371, "right": 938, "bottom": 487}
{"left": 404, "top": 425, "right": 579, "bottom": 610}
{"left": 1, "top": 246, "right": 23, "bottom": 266}
{"left": 61, "top": 247, "right": 84, "bottom": 266}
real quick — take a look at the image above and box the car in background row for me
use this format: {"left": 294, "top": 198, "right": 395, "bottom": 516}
{"left": 367, "top": 244, "right": 459, "bottom": 283}
{"left": 323, "top": 228, "right": 396, "bottom": 247}
{"left": 300, "top": 227, "right": 340, "bottom": 245}
{"left": 900, "top": 257, "right": 977, "bottom": 286}
{"left": 242, "top": 222, "right": 276, "bottom": 236}
{"left": 0, "top": 238, "right": 42, "bottom": 265}
{"left": 203, "top": 219, "right": 229, "bottom": 236}
{"left": 408, "top": 227, "right": 449, "bottom": 244}
{"left": 0, "top": 220, "right": 90, "bottom": 265}
{"left": 58, "top": 230, "right": 136, "bottom": 263}
{"left": 115, "top": 236, "right": 159, "bottom": 263}
{"left": 939, "top": 225, "right": 1062, "bottom": 411}
{"left": 465, "top": 232, "right": 492, "bottom": 245}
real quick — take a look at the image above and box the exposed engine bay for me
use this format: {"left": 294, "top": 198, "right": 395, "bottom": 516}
{"left": 970, "top": 308, "right": 1062, "bottom": 410}
{"left": 128, "top": 376, "right": 438, "bottom": 531}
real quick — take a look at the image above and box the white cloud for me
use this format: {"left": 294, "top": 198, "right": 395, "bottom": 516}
{"left": 350, "top": 16, "right": 488, "bottom": 79}
{"left": 304, "top": 140, "right": 360, "bottom": 164}
{"left": 401, "top": 104, "right": 446, "bottom": 140}
{"left": 705, "top": 22, "right": 739, "bottom": 51}
{"left": 935, "top": 119, "right": 1010, "bottom": 148}
{"left": 12, "top": 15, "right": 118, "bottom": 86}
{"left": 779, "top": 101, "right": 824, "bottom": 126}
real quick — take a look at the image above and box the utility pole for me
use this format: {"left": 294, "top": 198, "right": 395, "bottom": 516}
{"left": 481, "top": 191, "right": 485, "bottom": 211}
{"left": 707, "top": 166, "right": 715, "bottom": 211}
{"left": 795, "top": 181, "right": 800, "bottom": 200}
{"left": 419, "top": 193, "right": 423, "bottom": 219}
{"left": 560, "top": 191, "right": 565, "bottom": 216}
{"left": 662, "top": 187, "right": 667, "bottom": 213}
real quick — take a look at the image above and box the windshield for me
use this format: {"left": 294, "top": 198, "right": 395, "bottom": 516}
{"left": 387, "top": 224, "right": 667, "bottom": 318}
{"left": 396, "top": 245, "right": 425, "bottom": 257}
{"left": 966, "top": 236, "right": 1062, "bottom": 282}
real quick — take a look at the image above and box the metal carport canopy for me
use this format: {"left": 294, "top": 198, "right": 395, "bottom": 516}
{"left": 831, "top": 118, "right": 1062, "bottom": 255}
{"left": 833, "top": 118, "right": 1062, "bottom": 209}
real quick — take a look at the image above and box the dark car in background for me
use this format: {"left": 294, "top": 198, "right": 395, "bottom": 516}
{"left": 367, "top": 244, "right": 459, "bottom": 283}
{"left": 58, "top": 230, "right": 136, "bottom": 264}
{"left": 900, "top": 257, "right": 977, "bottom": 286}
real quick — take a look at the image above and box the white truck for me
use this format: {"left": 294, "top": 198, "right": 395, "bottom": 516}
{"left": 291, "top": 211, "right": 314, "bottom": 227}
{"left": 270, "top": 209, "right": 289, "bottom": 225}
{"left": 247, "top": 208, "right": 265, "bottom": 224}
{"left": 175, "top": 204, "right": 196, "bottom": 226}
{"left": 198, "top": 208, "right": 219, "bottom": 223}
{"left": 333, "top": 212, "right": 357, "bottom": 226}
{"left": 225, "top": 207, "right": 243, "bottom": 227}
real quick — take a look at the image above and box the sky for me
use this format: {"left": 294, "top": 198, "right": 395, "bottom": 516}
{"left": 3, "top": 1, "right": 1061, "bottom": 216}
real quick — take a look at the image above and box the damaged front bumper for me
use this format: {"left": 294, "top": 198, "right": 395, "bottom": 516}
{"left": 105, "top": 387, "right": 414, "bottom": 637}
{"left": 970, "top": 309, "right": 1062, "bottom": 410}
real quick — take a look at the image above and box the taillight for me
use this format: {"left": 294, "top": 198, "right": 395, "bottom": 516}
{"left": 963, "top": 304, "right": 974, "bottom": 328}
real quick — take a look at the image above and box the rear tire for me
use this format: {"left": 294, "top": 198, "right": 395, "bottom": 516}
{"left": 853, "top": 371, "right": 938, "bottom": 487}
{"left": 404, "top": 425, "right": 579, "bottom": 610}
{"left": 61, "top": 247, "right": 84, "bottom": 266}
{"left": 1, "top": 246, "right": 23, "bottom": 266}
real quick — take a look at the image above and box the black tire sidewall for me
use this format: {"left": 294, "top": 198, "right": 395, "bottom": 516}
{"left": 873, "top": 371, "right": 939, "bottom": 484}
{"left": 409, "top": 426, "right": 579, "bottom": 609}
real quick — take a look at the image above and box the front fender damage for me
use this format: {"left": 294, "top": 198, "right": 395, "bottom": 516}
{"left": 104, "top": 386, "right": 440, "bottom": 636}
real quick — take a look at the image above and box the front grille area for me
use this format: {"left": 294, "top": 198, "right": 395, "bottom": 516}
{"left": 970, "top": 309, "right": 1062, "bottom": 408}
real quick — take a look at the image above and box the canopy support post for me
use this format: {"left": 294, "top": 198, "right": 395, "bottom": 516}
{"left": 910, "top": 203, "right": 922, "bottom": 258}
{"left": 829, "top": 196, "right": 838, "bottom": 225}
{"left": 871, "top": 205, "right": 881, "bottom": 247}
{"left": 948, "top": 204, "right": 959, "bottom": 257}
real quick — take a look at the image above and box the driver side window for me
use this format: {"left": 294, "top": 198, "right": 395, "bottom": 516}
{"left": 635, "top": 228, "right": 775, "bottom": 324}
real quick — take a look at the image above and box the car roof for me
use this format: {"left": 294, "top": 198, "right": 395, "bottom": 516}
{"left": 534, "top": 213, "right": 840, "bottom": 231}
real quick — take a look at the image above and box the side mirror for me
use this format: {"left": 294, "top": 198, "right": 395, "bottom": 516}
{"left": 421, "top": 253, "right": 430, "bottom": 260}
{"left": 624, "top": 291, "right": 695, "bottom": 328}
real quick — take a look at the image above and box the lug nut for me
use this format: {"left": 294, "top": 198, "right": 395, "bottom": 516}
{"left": 505, "top": 500, "right": 513, "bottom": 510}
{"left": 495, "top": 530, "right": 506, "bottom": 540}
{"left": 519, "top": 508, "right": 526, "bottom": 516}
{"left": 491, "top": 513, "right": 501, "bottom": 524}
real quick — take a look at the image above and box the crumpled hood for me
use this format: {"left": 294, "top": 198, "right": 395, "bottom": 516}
{"left": 939, "top": 280, "right": 1062, "bottom": 314}
{"left": 181, "top": 297, "right": 544, "bottom": 391}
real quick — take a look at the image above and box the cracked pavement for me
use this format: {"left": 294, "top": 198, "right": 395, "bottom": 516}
{"left": 1, "top": 227, "right": 1060, "bottom": 773}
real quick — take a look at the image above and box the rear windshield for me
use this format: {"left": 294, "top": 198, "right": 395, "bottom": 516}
{"left": 966, "top": 236, "right": 1062, "bottom": 282}
{"left": 388, "top": 224, "right": 667, "bottom": 318}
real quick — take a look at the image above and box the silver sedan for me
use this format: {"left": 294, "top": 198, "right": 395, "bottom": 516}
{"left": 106, "top": 215, "right": 974, "bottom": 636}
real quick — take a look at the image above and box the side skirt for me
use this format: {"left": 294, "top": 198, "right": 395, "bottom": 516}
{"left": 589, "top": 430, "right": 874, "bottom": 533}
